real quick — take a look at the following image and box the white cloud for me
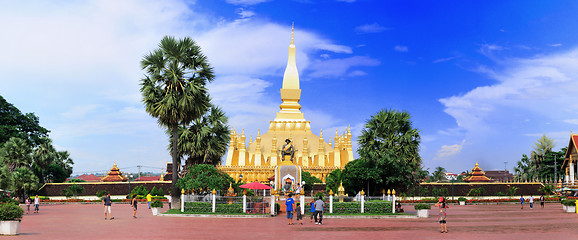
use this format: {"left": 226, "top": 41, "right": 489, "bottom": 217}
{"left": 433, "top": 56, "right": 457, "bottom": 63}
{"left": 436, "top": 140, "right": 466, "bottom": 159}
{"left": 307, "top": 56, "right": 380, "bottom": 78}
{"left": 551, "top": 43, "right": 562, "bottom": 47}
{"left": 355, "top": 23, "right": 389, "bottom": 34}
{"left": 564, "top": 119, "right": 578, "bottom": 125}
{"left": 336, "top": 0, "right": 356, "bottom": 3}
{"left": 236, "top": 8, "right": 256, "bottom": 19}
{"left": 394, "top": 45, "right": 408, "bottom": 52}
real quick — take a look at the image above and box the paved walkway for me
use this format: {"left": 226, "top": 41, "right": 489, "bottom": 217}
{"left": 8, "top": 203, "right": 578, "bottom": 239}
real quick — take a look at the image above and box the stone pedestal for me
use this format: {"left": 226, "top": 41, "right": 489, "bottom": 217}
{"left": 274, "top": 160, "right": 302, "bottom": 193}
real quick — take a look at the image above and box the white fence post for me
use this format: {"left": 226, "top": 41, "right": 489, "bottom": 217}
{"left": 243, "top": 194, "right": 247, "bottom": 213}
{"left": 392, "top": 194, "right": 396, "bottom": 214}
{"left": 329, "top": 195, "right": 333, "bottom": 214}
{"left": 180, "top": 191, "right": 185, "bottom": 212}
{"left": 300, "top": 194, "right": 305, "bottom": 215}
{"left": 361, "top": 194, "right": 365, "bottom": 213}
{"left": 271, "top": 194, "right": 276, "bottom": 215}
{"left": 212, "top": 191, "right": 216, "bottom": 213}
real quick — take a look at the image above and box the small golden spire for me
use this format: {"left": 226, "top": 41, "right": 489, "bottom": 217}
{"left": 257, "top": 129, "right": 261, "bottom": 137}
{"left": 320, "top": 129, "right": 323, "bottom": 138}
{"left": 291, "top": 22, "right": 294, "bottom": 45}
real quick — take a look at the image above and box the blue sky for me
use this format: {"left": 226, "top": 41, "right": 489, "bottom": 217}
{"left": 1, "top": 0, "right": 578, "bottom": 175}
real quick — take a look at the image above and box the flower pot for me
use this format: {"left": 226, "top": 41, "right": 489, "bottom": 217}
{"left": 0, "top": 221, "right": 21, "bottom": 235}
{"left": 566, "top": 205, "right": 575, "bottom": 213}
{"left": 416, "top": 209, "right": 429, "bottom": 218}
{"left": 563, "top": 205, "right": 567, "bottom": 211}
{"left": 459, "top": 201, "right": 465, "bottom": 206}
{"left": 151, "top": 207, "right": 162, "bottom": 216}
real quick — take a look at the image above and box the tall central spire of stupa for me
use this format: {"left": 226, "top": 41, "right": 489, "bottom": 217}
{"left": 275, "top": 24, "right": 305, "bottom": 121}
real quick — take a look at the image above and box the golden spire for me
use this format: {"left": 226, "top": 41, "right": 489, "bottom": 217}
{"left": 275, "top": 24, "right": 304, "bottom": 121}
{"left": 291, "top": 22, "right": 294, "bottom": 45}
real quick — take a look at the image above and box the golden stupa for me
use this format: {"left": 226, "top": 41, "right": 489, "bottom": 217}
{"left": 217, "top": 27, "right": 354, "bottom": 183}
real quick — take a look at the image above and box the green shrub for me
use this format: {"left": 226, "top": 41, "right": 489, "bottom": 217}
{"left": 364, "top": 201, "right": 392, "bottom": 214}
{"left": 458, "top": 197, "right": 467, "bottom": 202}
{"left": 150, "top": 187, "right": 164, "bottom": 196}
{"left": 96, "top": 190, "right": 108, "bottom": 198}
{"left": 131, "top": 185, "right": 149, "bottom": 197}
{"left": 0, "top": 203, "right": 24, "bottom": 221}
{"left": 333, "top": 202, "right": 361, "bottom": 214}
{"left": 184, "top": 202, "right": 212, "bottom": 213}
{"left": 215, "top": 203, "right": 242, "bottom": 214}
{"left": 314, "top": 191, "right": 325, "bottom": 199}
{"left": 151, "top": 199, "right": 163, "bottom": 208}
{"left": 0, "top": 197, "right": 19, "bottom": 205}
{"left": 414, "top": 203, "right": 431, "bottom": 210}
{"left": 61, "top": 184, "right": 85, "bottom": 198}
{"left": 562, "top": 199, "right": 576, "bottom": 206}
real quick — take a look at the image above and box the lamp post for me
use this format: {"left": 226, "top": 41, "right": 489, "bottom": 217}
{"left": 554, "top": 155, "right": 558, "bottom": 183}
{"left": 125, "top": 174, "right": 133, "bottom": 196}
{"left": 504, "top": 162, "right": 508, "bottom": 182}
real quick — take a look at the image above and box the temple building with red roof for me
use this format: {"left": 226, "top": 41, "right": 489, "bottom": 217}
{"left": 463, "top": 162, "right": 493, "bottom": 182}
{"left": 100, "top": 163, "right": 128, "bottom": 182}
{"left": 562, "top": 133, "right": 578, "bottom": 186}
{"left": 75, "top": 174, "right": 102, "bottom": 182}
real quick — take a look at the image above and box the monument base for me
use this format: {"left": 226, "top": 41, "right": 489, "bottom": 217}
{"left": 275, "top": 160, "right": 301, "bottom": 194}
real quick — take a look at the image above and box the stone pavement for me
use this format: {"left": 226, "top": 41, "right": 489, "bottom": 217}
{"left": 7, "top": 202, "right": 578, "bottom": 239}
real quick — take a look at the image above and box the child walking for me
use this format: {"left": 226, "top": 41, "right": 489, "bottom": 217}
{"left": 295, "top": 203, "right": 303, "bottom": 225}
{"left": 434, "top": 197, "right": 448, "bottom": 233}
{"left": 131, "top": 195, "right": 138, "bottom": 218}
{"left": 309, "top": 199, "right": 315, "bottom": 223}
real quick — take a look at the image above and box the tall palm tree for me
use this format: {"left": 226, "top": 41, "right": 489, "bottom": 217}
{"left": 0, "top": 137, "right": 33, "bottom": 172}
{"left": 32, "top": 137, "right": 57, "bottom": 183}
{"left": 173, "top": 106, "right": 229, "bottom": 167}
{"left": 432, "top": 166, "right": 447, "bottom": 182}
{"left": 140, "top": 36, "right": 214, "bottom": 204}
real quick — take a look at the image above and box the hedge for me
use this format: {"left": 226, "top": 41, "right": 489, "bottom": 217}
{"left": 184, "top": 202, "right": 244, "bottom": 214}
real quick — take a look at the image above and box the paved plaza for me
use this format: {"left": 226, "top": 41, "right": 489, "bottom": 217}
{"left": 7, "top": 203, "right": 578, "bottom": 239}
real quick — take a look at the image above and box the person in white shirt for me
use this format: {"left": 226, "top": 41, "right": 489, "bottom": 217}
{"left": 34, "top": 195, "right": 40, "bottom": 213}
{"left": 529, "top": 195, "right": 534, "bottom": 209}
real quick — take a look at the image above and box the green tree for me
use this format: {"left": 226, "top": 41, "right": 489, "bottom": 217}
{"left": 0, "top": 95, "right": 49, "bottom": 147}
{"left": 325, "top": 169, "right": 342, "bottom": 194}
{"left": 62, "top": 184, "right": 85, "bottom": 198}
{"left": 176, "top": 164, "right": 234, "bottom": 193}
{"left": 140, "top": 36, "right": 215, "bottom": 202}
{"left": 350, "top": 109, "right": 426, "bottom": 194}
{"left": 431, "top": 166, "right": 447, "bottom": 182}
{"left": 0, "top": 137, "right": 33, "bottom": 172}
{"left": 11, "top": 167, "right": 39, "bottom": 200}
{"left": 174, "top": 106, "right": 230, "bottom": 166}
{"left": 301, "top": 171, "right": 322, "bottom": 191}
{"left": 514, "top": 154, "right": 536, "bottom": 181}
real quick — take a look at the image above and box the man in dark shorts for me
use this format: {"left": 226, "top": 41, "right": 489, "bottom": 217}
{"left": 103, "top": 193, "right": 114, "bottom": 220}
{"left": 131, "top": 195, "right": 138, "bottom": 218}
{"left": 285, "top": 194, "right": 295, "bottom": 225}
{"left": 540, "top": 195, "right": 545, "bottom": 208}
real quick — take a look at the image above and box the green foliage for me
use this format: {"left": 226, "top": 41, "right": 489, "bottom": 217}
{"left": 0, "top": 203, "right": 24, "bottom": 221}
{"left": 364, "top": 201, "right": 392, "bottom": 214}
{"left": 515, "top": 134, "right": 565, "bottom": 181}
{"left": 149, "top": 187, "right": 164, "bottom": 196}
{"left": 184, "top": 202, "right": 212, "bottom": 213}
{"left": 301, "top": 171, "right": 322, "bottom": 191}
{"left": 561, "top": 199, "right": 576, "bottom": 206}
{"left": 0, "top": 196, "right": 19, "bottom": 205}
{"left": 348, "top": 109, "right": 426, "bottom": 195}
{"left": 215, "top": 203, "right": 243, "bottom": 214}
{"left": 151, "top": 199, "right": 163, "bottom": 208}
{"left": 496, "top": 192, "right": 506, "bottom": 196}
{"left": 61, "top": 184, "right": 85, "bottom": 198}
{"left": 414, "top": 203, "right": 431, "bottom": 210}
{"left": 67, "top": 179, "right": 86, "bottom": 183}
{"left": 131, "top": 185, "right": 149, "bottom": 197}
{"left": 177, "top": 164, "right": 234, "bottom": 192}
{"left": 539, "top": 184, "right": 555, "bottom": 195}
{"left": 507, "top": 186, "right": 519, "bottom": 197}
{"left": 457, "top": 197, "right": 467, "bottom": 202}
{"left": 0, "top": 95, "right": 49, "bottom": 148}
{"left": 96, "top": 190, "right": 107, "bottom": 198}
{"left": 431, "top": 166, "right": 447, "bottom": 182}
{"left": 325, "top": 169, "right": 342, "bottom": 194}
{"left": 467, "top": 187, "right": 485, "bottom": 197}
{"left": 314, "top": 191, "right": 325, "bottom": 199}
{"left": 11, "top": 167, "right": 39, "bottom": 199}
{"left": 333, "top": 202, "right": 361, "bottom": 214}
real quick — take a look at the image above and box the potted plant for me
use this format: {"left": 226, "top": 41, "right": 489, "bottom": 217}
{"left": 458, "top": 197, "right": 467, "bottom": 205}
{"left": 562, "top": 199, "right": 576, "bottom": 213}
{"left": 414, "top": 203, "right": 431, "bottom": 218}
{"left": 0, "top": 203, "right": 24, "bottom": 235}
{"left": 151, "top": 199, "right": 163, "bottom": 216}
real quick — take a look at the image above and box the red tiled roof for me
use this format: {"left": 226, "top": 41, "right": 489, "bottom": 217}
{"left": 464, "top": 162, "right": 493, "bottom": 182}
{"left": 135, "top": 176, "right": 161, "bottom": 181}
{"left": 76, "top": 174, "right": 102, "bottom": 182}
{"left": 101, "top": 163, "right": 128, "bottom": 182}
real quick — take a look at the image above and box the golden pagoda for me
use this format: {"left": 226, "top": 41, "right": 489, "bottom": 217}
{"left": 463, "top": 162, "right": 492, "bottom": 182}
{"left": 101, "top": 163, "right": 129, "bottom": 182}
{"left": 217, "top": 27, "right": 354, "bottom": 183}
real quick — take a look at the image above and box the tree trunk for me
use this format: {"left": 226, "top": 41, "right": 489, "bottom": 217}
{"left": 171, "top": 124, "right": 180, "bottom": 209}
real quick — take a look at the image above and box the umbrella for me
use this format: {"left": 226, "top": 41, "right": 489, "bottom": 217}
{"left": 563, "top": 187, "right": 571, "bottom": 191}
{"left": 239, "top": 181, "right": 272, "bottom": 190}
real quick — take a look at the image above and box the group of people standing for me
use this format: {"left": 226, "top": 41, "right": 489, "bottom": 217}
{"left": 24, "top": 195, "right": 40, "bottom": 214}
{"left": 102, "top": 192, "right": 171, "bottom": 220}
{"left": 520, "top": 195, "right": 546, "bottom": 209}
{"left": 285, "top": 194, "right": 325, "bottom": 225}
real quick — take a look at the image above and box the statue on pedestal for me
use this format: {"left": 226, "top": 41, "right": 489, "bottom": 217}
{"left": 282, "top": 138, "right": 295, "bottom": 162}
{"left": 226, "top": 183, "right": 237, "bottom": 204}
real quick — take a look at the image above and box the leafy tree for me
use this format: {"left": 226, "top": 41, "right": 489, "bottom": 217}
{"left": 140, "top": 36, "right": 214, "bottom": 202}
{"left": 431, "top": 166, "right": 447, "bottom": 182}
{"left": 506, "top": 186, "right": 519, "bottom": 197}
{"left": 0, "top": 95, "right": 49, "bottom": 147}
{"left": 131, "top": 185, "right": 149, "bottom": 197}
{"left": 348, "top": 109, "right": 427, "bottom": 194}
{"left": 173, "top": 106, "right": 230, "bottom": 166}
{"left": 301, "top": 171, "right": 322, "bottom": 191}
{"left": 11, "top": 167, "right": 39, "bottom": 200}
{"left": 514, "top": 154, "right": 536, "bottom": 181}
{"left": 325, "top": 169, "right": 342, "bottom": 194}
{"left": 62, "top": 184, "right": 84, "bottom": 198}
{"left": 176, "top": 164, "right": 234, "bottom": 193}
{"left": 539, "top": 184, "right": 555, "bottom": 195}
{"left": 0, "top": 137, "right": 33, "bottom": 171}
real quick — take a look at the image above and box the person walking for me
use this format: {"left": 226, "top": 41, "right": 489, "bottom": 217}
{"left": 146, "top": 193, "right": 152, "bottom": 209}
{"left": 295, "top": 202, "right": 303, "bottom": 225}
{"left": 540, "top": 195, "right": 545, "bottom": 208}
{"left": 520, "top": 195, "right": 524, "bottom": 209}
{"left": 167, "top": 194, "right": 172, "bottom": 209}
{"left": 434, "top": 197, "right": 448, "bottom": 233}
{"left": 314, "top": 196, "right": 325, "bottom": 225}
{"left": 131, "top": 195, "right": 138, "bottom": 218}
{"left": 529, "top": 195, "right": 534, "bottom": 209}
{"left": 285, "top": 193, "right": 295, "bottom": 225}
{"left": 309, "top": 199, "right": 315, "bottom": 223}
{"left": 25, "top": 197, "right": 31, "bottom": 214}
{"left": 103, "top": 193, "right": 114, "bottom": 220}
{"left": 34, "top": 195, "right": 40, "bottom": 213}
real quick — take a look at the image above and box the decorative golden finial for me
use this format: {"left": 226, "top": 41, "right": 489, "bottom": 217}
{"left": 360, "top": 189, "right": 365, "bottom": 196}
{"left": 212, "top": 189, "right": 216, "bottom": 194}
{"left": 320, "top": 129, "right": 323, "bottom": 138}
{"left": 392, "top": 189, "right": 396, "bottom": 195}
{"left": 181, "top": 189, "right": 185, "bottom": 194}
{"left": 329, "top": 189, "right": 334, "bottom": 195}
{"left": 291, "top": 22, "right": 294, "bottom": 45}
{"left": 257, "top": 129, "right": 261, "bottom": 137}
{"left": 387, "top": 189, "right": 391, "bottom": 195}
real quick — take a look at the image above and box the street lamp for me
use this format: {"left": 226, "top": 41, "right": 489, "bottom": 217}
{"left": 125, "top": 174, "right": 133, "bottom": 196}
{"left": 554, "top": 155, "right": 558, "bottom": 183}
{"left": 504, "top": 162, "right": 508, "bottom": 182}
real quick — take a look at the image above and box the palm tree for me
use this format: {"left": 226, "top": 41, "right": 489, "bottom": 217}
{"left": 32, "top": 138, "right": 57, "bottom": 183}
{"left": 432, "top": 166, "right": 447, "bottom": 182}
{"left": 140, "top": 36, "right": 214, "bottom": 204}
{"left": 173, "top": 106, "right": 230, "bottom": 167}
{"left": 0, "top": 137, "right": 33, "bottom": 172}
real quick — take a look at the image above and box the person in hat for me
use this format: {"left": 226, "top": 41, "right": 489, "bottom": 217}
{"left": 434, "top": 197, "right": 448, "bottom": 233}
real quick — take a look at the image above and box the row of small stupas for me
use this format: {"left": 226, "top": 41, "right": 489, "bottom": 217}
{"left": 74, "top": 163, "right": 171, "bottom": 182}
{"left": 217, "top": 28, "right": 354, "bottom": 183}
